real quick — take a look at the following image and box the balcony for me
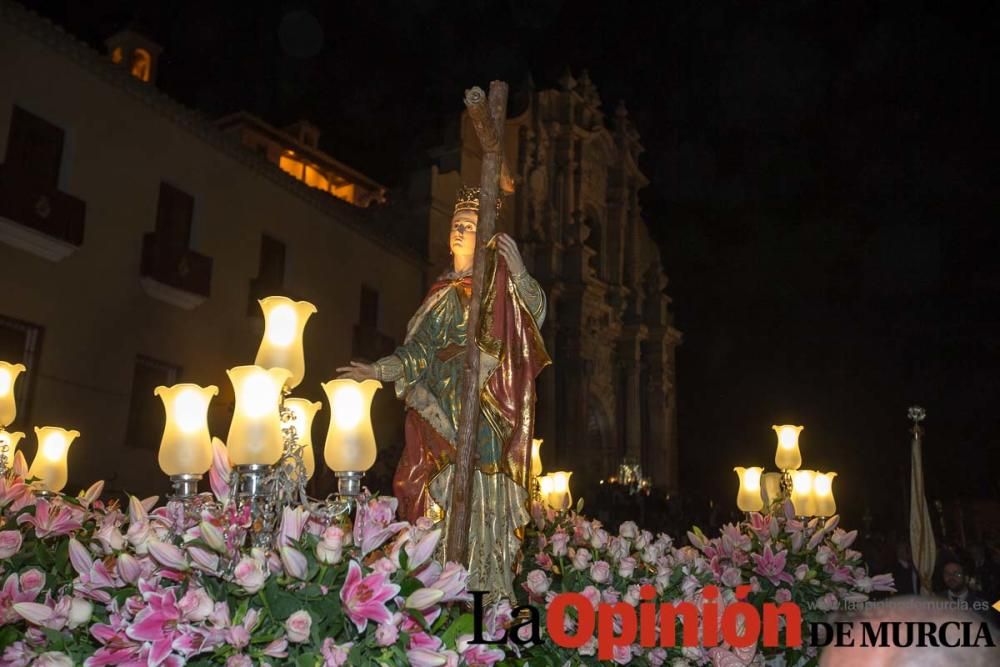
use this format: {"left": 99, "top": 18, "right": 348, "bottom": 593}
{"left": 140, "top": 232, "right": 212, "bottom": 309}
{"left": 0, "top": 164, "right": 85, "bottom": 261}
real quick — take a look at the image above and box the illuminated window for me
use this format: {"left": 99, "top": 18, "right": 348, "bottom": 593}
{"left": 111, "top": 47, "right": 124, "bottom": 64}
{"left": 331, "top": 182, "right": 355, "bottom": 203}
{"left": 279, "top": 154, "right": 305, "bottom": 180}
{"left": 304, "top": 165, "right": 331, "bottom": 191}
{"left": 130, "top": 49, "right": 152, "bottom": 82}
{"left": 277, "top": 151, "right": 358, "bottom": 205}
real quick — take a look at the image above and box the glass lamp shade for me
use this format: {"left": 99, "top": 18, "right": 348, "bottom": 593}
{"left": 734, "top": 466, "right": 765, "bottom": 512}
{"left": 773, "top": 424, "right": 804, "bottom": 471}
{"left": 0, "top": 430, "right": 25, "bottom": 472}
{"left": 284, "top": 397, "right": 321, "bottom": 480}
{"left": 813, "top": 471, "right": 838, "bottom": 516}
{"left": 226, "top": 365, "right": 292, "bottom": 466}
{"left": 154, "top": 383, "right": 218, "bottom": 476}
{"left": 27, "top": 426, "right": 80, "bottom": 492}
{"left": 254, "top": 297, "right": 317, "bottom": 390}
{"left": 546, "top": 471, "right": 573, "bottom": 511}
{"left": 0, "top": 362, "right": 26, "bottom": 427}
{"left": 761, "top": 471, "right": 783, "bottom": 506}
{"left": 321, "top": 379, "right": 381, "bottom": 472}
{"left": 791, "top": 469, "right": 817, "bottom": 517}
{"left": 531, "top": 438, "right": 543, "bottom": 477}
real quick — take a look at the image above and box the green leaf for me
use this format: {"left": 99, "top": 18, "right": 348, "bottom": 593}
{"left": 440, "top": 612, "right": 474, "bottom": 648}
{"left": 398, "top": 575, "right": 422, "bottom": 598}
{"left": 399, "top": 547, "right": 409, "bottom": 572}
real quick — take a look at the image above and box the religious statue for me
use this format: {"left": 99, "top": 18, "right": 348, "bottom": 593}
{"left": 338, "top": 187, "right": 549, "bottom": 596}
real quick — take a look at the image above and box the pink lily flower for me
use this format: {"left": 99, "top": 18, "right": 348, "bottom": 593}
{"left": 209, "top": 440, "right": 231, "bottom": 502}
{"left": 750, "top": 544, "right": 794, "bottom": 586}
{"left": 339, "top": 560, "right": 400, "bottom": 631}
{"left": 353, "top": 496, "right": 407, "bottom": 556}
{"left": 0, "top": 474, "right": 32, "bottom": 512}
{"left": 320, "top": 639, "right": 354, "bottom": 666}
{"left": 125, "top": 588, "right": 181, "bottom": 666}
{"left": 279, "top": 546, "right": 308, "bottom": 580}
{"left": 16, "top": 498, "right": 83, "bottom": 538}
{"left": 831, "top": 529, "right": 858, "bottom": 550}
{"left": 277, "top": 506, "right": 310, "bottom": 548}
{"left": 78, "top": 480, "right": 104, "bottom": 508}
{"left": 430, "top": 561, "right": 471, "bottom": 602}
{"left": 457, "top": 635, "right": 506, "bottom": 667}
{"left": 148, "top": 541, "right": 189, "bottom": 572}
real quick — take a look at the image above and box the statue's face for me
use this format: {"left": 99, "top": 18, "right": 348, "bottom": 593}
{"left": 449, "top": 209, "right": 478, "bottom": 259}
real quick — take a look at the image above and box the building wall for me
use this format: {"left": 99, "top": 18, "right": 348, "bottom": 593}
{"left": 419, "top": 74, "right": 682, "bottom": 495}
{"left": 0, "top": 10, "right": 425, "bottom": 497}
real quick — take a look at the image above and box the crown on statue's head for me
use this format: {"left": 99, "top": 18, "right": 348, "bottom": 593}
{"left": 454, "top": 186, "right": 503, "bottom": 215}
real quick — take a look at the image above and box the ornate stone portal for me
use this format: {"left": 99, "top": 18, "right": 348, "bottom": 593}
{"left": 413, "top": 70, "right": 681, "bottom": 496}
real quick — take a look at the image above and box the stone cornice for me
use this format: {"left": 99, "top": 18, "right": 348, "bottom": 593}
{"left": 0, "top": 0, "right": 423, "bottom": 267}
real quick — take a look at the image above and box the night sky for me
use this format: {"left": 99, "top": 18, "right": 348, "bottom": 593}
{"left": 22, "top": 1, "right": 998, "bottom": 531}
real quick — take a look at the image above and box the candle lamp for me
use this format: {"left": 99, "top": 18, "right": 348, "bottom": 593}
{"left": 254, "top": 297, "right": 316, "bottom": 390}
{"left": 734, "top": 466, "right": 764, "bottom": 512}
{"left": 283, "top": 398, "right": 321, "bottom": 481}
{"left": 27, "top": 426, "right": 80, "bottom": 494}
{"left": 773, "top": 424, "right": 803, "bottom": 471}
{"left": 791, "top": 469, "right": 817, "bottom": 517}
{"left": 321, "top": 378, "right": 381, "bottom": 503}
{"left": 155, "top": 383, "right": 218, "bottom": 498}
{"left": 545, "top": 471, "right": 573, "bottom": 511}
{"left": 813, "top": 471, "right": 837, "bottom": 517}
{"left": 760, "top": 471, "right": 783, "bottom": 508}
{"left": 0, "top": 361, "right": 25, "bottom": 429}
{"left": 0, "top": 430, "right": 24, "bottom": 474}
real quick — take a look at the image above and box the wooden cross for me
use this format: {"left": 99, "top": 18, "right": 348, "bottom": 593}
{"left": 444, "top": 81, "right": 511, "bottom": 563}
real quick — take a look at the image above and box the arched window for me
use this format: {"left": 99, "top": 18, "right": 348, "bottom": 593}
{"left": 130, "top": 49, "right": 152, "bottom": 82}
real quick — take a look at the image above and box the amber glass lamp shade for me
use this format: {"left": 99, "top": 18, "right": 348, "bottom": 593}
{"left": 27, "top": 426, "right": 80, "bottom": 492}
{"left": 773, "top": 424, "right": 804, "bottom": 471}
{"left": 813, "top": 471, "right": 838, "bottom": 516}
{"left": 321, "top": 379, "right": 381, "bottom": 472}
{"left": 0, "top": 361, "right": 26, "bottom": 428}
{"left": 734, "top": 466, "right": 765, "bottom": 512}
{"left": 284, "top": 397, "right": 322, "bottom": 480}
{"left": 791, "top": 469, "right": 817, "bottom": 517}
{"left": 254, "top": 297, "right": 317, "bottom": 390}
{"left": 155, "top": 383, "right": 218, "bottom": 476}
{"left": 546, "top": 471, "right": 574, "bottom": 511}
{"left": 0, "top": 430, "right": 25, "bottom": 472}
{"left": 531, "top": 438, "right": 543, "bottom": 477}
{"left": 226, "top": 365, "right": 292, "bottom": 466}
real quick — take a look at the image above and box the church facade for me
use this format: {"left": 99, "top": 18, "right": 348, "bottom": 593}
{"left": 412, "top": 72, "right": 682, "bottom": 494}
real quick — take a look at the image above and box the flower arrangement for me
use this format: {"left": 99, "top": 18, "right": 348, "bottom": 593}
{"left": 0, "top": 445, "right": 500, "bottom": 667}
{"left": 514, "top": 502, "right": 895, "bottom": 665}
{"left": 1, "top": 443, "right": 892, "bottom": 666}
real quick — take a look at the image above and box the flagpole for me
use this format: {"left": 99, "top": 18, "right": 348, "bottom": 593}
{"left": 908, "top": 405, "right": 936, "bottom": 594}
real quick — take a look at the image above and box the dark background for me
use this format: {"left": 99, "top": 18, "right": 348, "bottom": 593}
{"left": 20, "top": 0, "right": 998, "bottom": 532}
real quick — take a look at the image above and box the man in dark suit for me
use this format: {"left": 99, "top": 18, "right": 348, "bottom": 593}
{"left": 891, "top": 540, "right": 920, "bottom": 595}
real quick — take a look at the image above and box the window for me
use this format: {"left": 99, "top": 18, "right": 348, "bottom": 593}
{"left": 155, "top": 182, "right": 194, "bottom": 251}
{"left": 124, "top": 356, "right": 180, "bottom": 452}
{"left": 249, "top": 235, "right": 286, "bottom": 313}
{"left": 4, "top": 106, "right": 65, "bottom": 188}
{"left": 0, "top": 314, "right": 43, "bottom": 428}
{"left": 360, "top": 285, "right": 379, "bottom": 330}
{"left": 130, "top": 49, "right": 152, "bottom": 82}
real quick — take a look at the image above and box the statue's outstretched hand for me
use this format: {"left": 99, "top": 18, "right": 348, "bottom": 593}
{"left": 336, "top": 361, "right": 377, "bottom": 381}
{"left": 496, "top": 233, "right": 526, "bottom": 276}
